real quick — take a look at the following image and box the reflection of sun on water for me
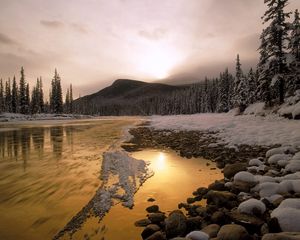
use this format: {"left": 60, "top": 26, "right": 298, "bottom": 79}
{"left": 155, "top": 152, "right": 167, "bottom": 171}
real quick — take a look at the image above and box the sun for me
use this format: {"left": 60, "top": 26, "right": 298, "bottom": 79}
{"left": 137, "top": 44, "right": 180, "bottom": 80}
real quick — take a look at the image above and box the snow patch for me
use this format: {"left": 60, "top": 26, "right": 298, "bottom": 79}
{"left": 238, "top": 198, "right": 266, "bottom": 215}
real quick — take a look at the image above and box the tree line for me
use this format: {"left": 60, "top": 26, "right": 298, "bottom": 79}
{"left": 74, "top": 0, "right": 300, "bottom": 116}
{"left": 0, "top": 67, "right": 74, "bottom": 114}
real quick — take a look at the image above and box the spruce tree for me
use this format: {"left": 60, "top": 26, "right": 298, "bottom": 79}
{"left": 5, "top": 78, "right": 12, "bottom": 112}
{"left": 25, "top": 83, "right": 30, "bottom": 114}
{"left": 12, "top": 76, "right": 18, "bottom": 113}
{"left": 247, "top": 68, "right": 257, "bottom": 104}
{"left": 0, "top": 79, "right": 4, "bottom": 113}
{"left": 261, "top": 0, "right": 291, "bottom": 104}
{"left": 38, "top": 77, "right": 44, "bottom": 113}
{"left": 50, "top": 69, "right": 63, "bottom": 114}
{"left": 287, "top": 9, "right": 300, "bottom": 96}
{"left": 65, "top": 88, "right": 70, "bottom": 113}
{"left": 69, "top": 84, "right": 73, "bottom": 113}
{"left": 19, "top": 67, "right": 27, "bottom": 114}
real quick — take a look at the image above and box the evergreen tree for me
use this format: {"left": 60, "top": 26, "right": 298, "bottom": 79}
{"left": 30, "top": 85, "right": 39, "bottom": 114}
{"left": 19, "top": 67, "right": 27, "bottom": 114}
{"left": 261, "top": 0, "right": 291, "bottom": 104}
{"left": 50, "top": 69, "right": 63, "bottom": 113}
{"left": 65, "top": 88, "right": 70, "bottom": 113}
{"left": 38, "top": 77, "right": 44, "bottom": 113}
{"left": 247, "top": 68, "right": 257, "bottom": 104}
{"left": 25, "top": 83, "right": 30, "bottom": 114}
{"left": 0, "top": 79, "right": 4, "bottom": 113}
{"left": 234, "top": 54, "right": 248, "bottom": 111}
{"left": 11, "top": 76, "right": 18, "bottom": 113}
{"left": 5, "top": 78, "right": 12, "bottom": 112}
{"left": 287, "top": 9, "right": 300, "bottom": 96}
{"left": 217, "top": 69, "right": 232, "bottom": 112}
{"left": 69, "top": 84, "right": 73, "bottom": 113}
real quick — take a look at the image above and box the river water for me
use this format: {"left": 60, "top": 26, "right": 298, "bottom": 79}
{"left": 0, "top": 119, "right": 222, "bottom": 240}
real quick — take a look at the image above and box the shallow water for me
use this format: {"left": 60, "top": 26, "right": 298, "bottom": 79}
{"left": 0, "top": 119, "right": 222, "bottom": 240}
{"left": 69, "top": 149, "right": 223, "bottom": 240}
{"left": 0, "top": 119, "right": 137, "bottom": 240}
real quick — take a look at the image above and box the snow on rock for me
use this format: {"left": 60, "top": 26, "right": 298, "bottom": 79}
{"left": 256, "top": 182, "right": 280, "bottom": 198}
{"left": 186, "top": 231, "right": 209, "bottom": 240}
{"left": 266, "top": 146, "right": 297, "bottom": 158}
{"left": 292, "top": 101, "right": 300, "bottom": 119}
{"left": 271, "top": 199, "right": 300, "bottom": 232}
{"left": 249, "top": 158, "right": 264, "bottom": 166}
{"left": 292, "top": 152, "right": 300, "bottom": 160}
{"left": 150, "top": 114, "right": 300, "bottom": 147}
{"left": 233, "top": 171, "right": 257, "bottom": 184}
{"left": 255, "top": 175, "right": 277, "bottom": 183}
{"left": 285, "top": 160, "right": 300, "bottom": 173}
{"left": 243, "top": 102, "right": 266, "bottom": 115}
{"left": 237, "top": 198, "right": 266, "bottom": 215}
{"left": 268, "top": 154, "right": 292, "bottom": 165}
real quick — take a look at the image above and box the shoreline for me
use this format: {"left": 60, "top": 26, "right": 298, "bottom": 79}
{"left": 126, "top": 126, "right": 300, "bottom": 240}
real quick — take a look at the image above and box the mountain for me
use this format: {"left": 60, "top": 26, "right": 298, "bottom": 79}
{"left": 73, "top": 79, "right": 187, "bottom": 115}
{"left": 76, "top": 79, "right": 184, "bottom": 102}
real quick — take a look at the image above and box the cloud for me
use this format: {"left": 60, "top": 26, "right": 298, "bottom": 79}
{"left": 70, "top": 23, "right": 88, "bottom": 34}
{"left": 0, "top": 32, "right": 18, "bottom": 45}
{"left": 138, "top": 28, "right": 167, "bottom": 41}
{"left": 40, "top": 20, "right": 64, "bottom": 28}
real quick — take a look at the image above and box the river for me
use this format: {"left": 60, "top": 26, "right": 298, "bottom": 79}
{"left": 0, "top": 118, "right": 222, "bottom": 240}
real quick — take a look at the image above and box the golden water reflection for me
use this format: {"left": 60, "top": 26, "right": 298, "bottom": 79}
{"left": 0, "top": 119, "right": 137, "bottom": 240}
{"left": 72, "top": 149, "right": 223, "bottom": 240}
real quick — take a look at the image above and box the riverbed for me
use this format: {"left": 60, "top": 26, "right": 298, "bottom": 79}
{"left": 0, "top": 118, "right": 222, "bottom": 240}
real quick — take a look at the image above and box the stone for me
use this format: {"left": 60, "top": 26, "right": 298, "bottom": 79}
{"left": 201, "top": 224, "right": 220, "bottom": 238}
{"left": 217, "top": 224, "right": 251, "bottom": 240}
{"left": 165, "top": 210, "right": 187, "bottom": 238}
{"left": 186, "top": 231, "right": 209, "bottom": 240}
{"left": 187, "top": 197, "right": 196, "bottom": 204}
{"left": 208, "top": 180, "right": 227, "bottom": 191}
{"left": 145, "top": 231, "right": 166, "bottom": 240}
{"left": 211, "top": 211, "right": 226, "bottom": 224}
{"left": 135, "top": 218, "right": 151, "bottom": 227}
{"left": 148, "top": 198, "right": 156, "bottom": 202}
{"left": 228, "top": 210, "right": 264, "bottom": 233}
{"left": 142, "top": 224, "right": 161, "bottom": 239}
{"left": 146, "top": 205, "right": 160, "bottom": 213}
{"left": 262, "top": 232, "right": 300, "bottom": 240}
{"left": 186, "top": 216, "right": 202, "bottom": 232}
{"left": 223, "top": 163, "right": 247, "bottom": 179}
{"left": 206, "top": 190, "right": 237, "bottom": 207}
{"left": 148, "top": 213, "right": 166, "bottom": 224}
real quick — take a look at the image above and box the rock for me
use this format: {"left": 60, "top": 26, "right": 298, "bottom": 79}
{"left": 187, "top": 197, "right": 196, "bottom": 204}
{"left": 148, "top": 213, "right": 166, "bottom": 224}
{"left": 186, "top": 216, "right": 202, "bottom": 232}
{"left": 165, "top": 210, "right": 187, "bottom": 238}
{"left": 146, "top": 205, "right": 160, "bottom": 213}
{"left": 206, "top": 190, "right": 237, "bottom": 207}
{"left": 195, "top": 207, "right": 208, "bottom": 217}
{"left": 142, "top": 224, "right": 161, "bottom": 239}
{"left": 208, "top": 180, "right": 227, "bottom": 191}
{"left": 224, "top": 163, "right": 247, "bottom": 179}
{"left": 145, "top": 231, "right": 166, "bottom": 240}
{"left": 186, "top": 231, "right": 209, "bottom": 240}
{"left": 211, "top": 211, "right": 226, "bottom": 224}
{"left": 262, "top": 232, "right": 300, "bottom": 240}
{"left": 170, "top": 238, "right": 188, "bottom": 240}
{"left": 201, "top": 224, "right": 220, "bottom": 238}
{"left": 195, "top": 187, "right": 208, "bottom": 197}
{"left": 228, "top": 210, "right": 264, "bottom": 233}
{"left": 148, "top": 198, "right": 156, "bottom": 202}
{"left": 135, "top": 218, "right": 151, "bottom": 227}
{"left": 217, "top": 224, "right": 251, "bottom": 240}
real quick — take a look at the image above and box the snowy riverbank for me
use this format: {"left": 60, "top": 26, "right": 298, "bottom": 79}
{"left": 128, "top": 113, "right": 300, "bottom": 240}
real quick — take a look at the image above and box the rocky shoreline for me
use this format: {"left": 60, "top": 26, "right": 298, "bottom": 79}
{"left": 124, "top": 127, "right": 300, "bottom": 240}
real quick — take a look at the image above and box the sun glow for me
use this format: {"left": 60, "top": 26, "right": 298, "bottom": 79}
{"left": 155, "top": 152, "right": 167, "bottom": 171}
{"left": 138, "top": 44, "right": 181, "bottom": 79}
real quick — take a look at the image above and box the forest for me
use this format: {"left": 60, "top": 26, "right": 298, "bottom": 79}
{"left": 1, "top": 1, "right": 299, "bottom": 116}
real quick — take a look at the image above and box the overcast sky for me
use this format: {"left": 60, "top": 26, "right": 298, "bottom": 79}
{"left": 1, "top": 0, "right": 300, "bottom": 97}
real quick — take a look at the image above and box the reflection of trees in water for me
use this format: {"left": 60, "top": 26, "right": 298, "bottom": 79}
{"left": 21, "top": 128, "right": 31, "bottom": 171}
{"left": 32, "top": 127, "right": 45, "bottom": 159}
{"left": 0, "top": 130, "right": 21, "bottom": 161}
{"left": 65, "top": 126, "right": 74, "bottom": 153}
{"left": 50, "top": 126, "right": 64, "bottom": 159}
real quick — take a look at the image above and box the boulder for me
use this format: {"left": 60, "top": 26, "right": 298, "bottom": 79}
{"left": 206, "top": 190, "right": 237, "bottom": 207}
{"left": 186, "top": 231, "right": 209, "bottom": 240}
{"left": 186, "top": 216, "right": 202, "bottom": 232}
{"left": 228, "top": 210, "right": 264, "bottom": 233}
{"left": 142, "top": 224, "right": 161, "bottom": 239}
{"left": 217, "top": 224, "right": 251, "bottom": 240}
{"left": 262, "top": 232, "right": 300, "bottom": 240}
{"left": 148, "top": 213, "right": 166, "bottom": 224}
{"left": 135, "top": 218, "right": 151, "bottom": 227}
{"left": 165, "top": 210, "right": 187, "bottom": 238}
{"left": 223, "top": 163, "right": 247, "bottom": 179}
{"left": 146, "top": 205, "right": 160, "bottom": 213}
{"left": 211, "top": 211, "right": 226, "bottom": 224}
{"left": 145, "top": 231, "right": 166, "bottom": 240}
{"left": 201, "top": 224, "right": 220, "bottom": 238}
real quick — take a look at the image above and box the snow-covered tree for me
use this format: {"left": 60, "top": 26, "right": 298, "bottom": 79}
{"left": 261, "top": 0, "right": 291, "bottom": 104}
{"left": 5, "top": 78, "right": 12, "bottom": 112}
{"left": 247, "top": 68, "right": 257, "bottom": 104}
{"left": 19, "top": 67, "right": 27, "bottom": 114}
{"left": 50, "top": 69, "right": 63, "bottom": 113}
{"left": 11, "top": 76, "right": 18, "bottom": 113}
